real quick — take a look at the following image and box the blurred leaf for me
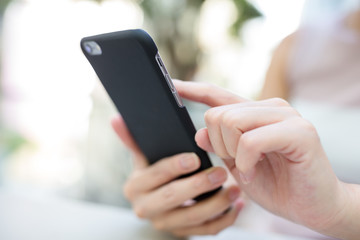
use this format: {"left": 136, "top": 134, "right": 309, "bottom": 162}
{"left": 0, "top": 128, "right": 28, "bottom": 159}
{"left": 0, "top": 0, "right": 12, "bottom": 14}
{"left": 138, "top": 0, "right": 261, "bottom": 80}
{"left": 230, "top": 0, "right": 262, "bottom": 37}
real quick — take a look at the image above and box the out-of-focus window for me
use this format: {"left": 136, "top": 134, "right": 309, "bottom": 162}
{"left": 0, "top": 0, "right": 142, "bottom": 204}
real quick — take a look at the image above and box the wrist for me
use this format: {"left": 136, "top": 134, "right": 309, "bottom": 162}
{"left": 321, "top": 181, "right": 360, "bottom": 240}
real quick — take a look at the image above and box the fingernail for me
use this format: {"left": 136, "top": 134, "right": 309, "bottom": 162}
{"left": 228, "top": 187, "right": 240, "bottom": 201}
{"left": 239, "top": 172, "right": 250, "bottom": 184}
{"left": 239, "top": 168, "right": 255, "bottom": 185}
{"left": 208, "top": 169, "right": 226, "bottom": 185}
{"left": 180, "top": 153, "right": 198, "bottom": 169}
{"left": 234, "top": 199, "right": 244, "bottom": 212}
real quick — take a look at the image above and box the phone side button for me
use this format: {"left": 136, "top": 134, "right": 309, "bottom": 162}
{"left": 165, "top": 74, "right": 176, "bottom": 92}
{"left": 173, "top": 91, "right": 184, "bottom": 108}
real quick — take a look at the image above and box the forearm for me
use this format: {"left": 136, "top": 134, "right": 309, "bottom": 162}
{"left": 324, "top": 182, "right": 360, "bottom": 240}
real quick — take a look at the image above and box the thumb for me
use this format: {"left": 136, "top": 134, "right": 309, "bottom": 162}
{"left": 111, "top": 115, "right": 148, "bottom": 169}
{"left": 195, "top": 128, "right": 215, "bottom": 153}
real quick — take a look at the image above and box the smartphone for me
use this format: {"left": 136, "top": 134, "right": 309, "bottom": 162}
{"left": 81, "top": 29, "right": 220, "bottom": 201}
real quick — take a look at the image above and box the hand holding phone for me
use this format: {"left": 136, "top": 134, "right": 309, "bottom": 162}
{"left": 111, "top": 115, "right": 243, "bottom": 236}
{"left": 81, "top": 29, "right": 220, "bottom": 200}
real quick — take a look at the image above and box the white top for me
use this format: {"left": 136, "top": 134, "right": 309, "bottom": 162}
{"left": 287, "top": 14, "right": 360, "bottom": 184}
{"left": 288, "top": 15, "right": 360, "bottom": 108}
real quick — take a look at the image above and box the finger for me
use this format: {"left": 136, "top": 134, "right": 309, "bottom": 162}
{"left": 123, "top": 153, "right": 201, "bottom": 201}
{"left": 220, "top": 122, "right": 241, "bottom": 158}
{"left": 225, "top": 106, "right": 300, "bottom": 132}
{"left": 195, "top": 128, "right": 214, "bottom": 153}
{"left": 173, "top": 79, "right": 248, "bottom": 107}
{"left": 111, "top": 115, "right": 147, "bottom": 169}
{"left": 201, "top": 104, "right": 299, "bottom": 156}
{"left": 201, "top": 96, "right": 292, "bottom": 111}
{"left": 195, "top": 127, "right": 235, "bottom": 170}
{"left": 235, "top": 117, "right": 319, "bottom": 183}
{"left": 152, "top": 185, "right": 241, "bottom": 231}
{"left": 171, "top": 199, "right": 244, "bottom": 237}
{"left": 221, "top": 106, "right": 300, "bottom": 157}
{"left": 195, "top": 128, "right": 236, "bottom": 175}
{"left": 133, "top": 167, "right": 227, "bottom": 219}
{"left": 204, "top": 107, "right": 231, "bottom": 159}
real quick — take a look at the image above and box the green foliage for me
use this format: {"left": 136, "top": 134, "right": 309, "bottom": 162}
{"left": 230, "top": 0, "right": 262, "bottom": 36}
{"left": 0, "top": 128, "right": 27, "bottom": 160}
{"left": 0, "top": 0, "right": 12, "bottom": 15}
{"left": 139, "top": 0, "right": 261, "bottom": 80}
{"left": 0, "top": 1, "right": 23, "bottom": 161}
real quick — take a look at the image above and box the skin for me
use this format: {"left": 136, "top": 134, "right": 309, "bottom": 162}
{"left": 111, "top": 116, "right": 244, "bottom": 237}
{"left": 173, "top": 80, "right": 360, "bottom": 240}
{"left": 259, "top": 32, "right": 294, "bottom": 100}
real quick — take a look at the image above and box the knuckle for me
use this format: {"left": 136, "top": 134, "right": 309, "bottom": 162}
{"left": 221, "top": 110, "right": 233, "bottom": 126}
{"left": 123, "top": 181, "right": 134, "bottom": 201}
{"left": 152, "top": 220, "right": 166, "bottom": 231}
{"left": 270, "top": 97, "right": 290, "bottom": 107}
{"left": 204, "top": 106, "right": 223, "bottom": 125}
{"left": 302, "top": 119, "right": 317, "bottom": 132}
{"left": 295, "top": 118, "right": 318, "bottom": 136}
{"left": 161, "top": 184, "right": 177, "bottom": 205}
{"left": 153, "top": 167, "right": 173, "bottom": 183}
{"left": 134, "top": 205, "right": 147, "bottom": 219}
{"left": 284, "top": 106, "right": 301, "bottom": 116}
{"left": 239, "top": 133, "right": 258, "bottom": 152}
{"left": 222, "top": 112, "right": 242, "bottom": 134}
{"left": 154, "top": 155, "right": 185, "bottom": 181}
{"left": 204, "top": 108, "right": 216, "bottom": 125}
{"left": 207, "top": 226, "right": 221, "bottom": 235}
{"left": 290, "top": 117, "right": 312, "bottom": 129}
{"left": 185, "top": 211, "right": 202, "bottom": 225}
{"left": 192, "top": 174, "right": 206, "bottom": 189}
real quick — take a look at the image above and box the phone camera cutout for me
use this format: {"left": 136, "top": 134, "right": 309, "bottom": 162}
{"left": 83, "top": 41, "right": 102, "bottom": 56}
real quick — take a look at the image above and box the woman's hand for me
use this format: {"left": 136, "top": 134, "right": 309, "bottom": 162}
{"left": 174, "top": 80, "right": 360, "bottom": 239}
{"left": 111, "top": 116, "right": 243, "bottom": 237}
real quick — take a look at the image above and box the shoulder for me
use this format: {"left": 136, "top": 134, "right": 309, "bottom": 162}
{"left": 274, "top": 32, "right": 298, "bottom": 56}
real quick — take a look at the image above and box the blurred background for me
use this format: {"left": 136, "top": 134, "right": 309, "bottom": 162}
{"left": 0, "top": 0, "right": 359, "bottom": 210}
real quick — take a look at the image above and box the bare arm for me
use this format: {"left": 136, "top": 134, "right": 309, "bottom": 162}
{"left": 259, "top": 33, "right": 296, "bottom": 100}
{"left": 331, "top": 183, "right": 360, "bottom": 239}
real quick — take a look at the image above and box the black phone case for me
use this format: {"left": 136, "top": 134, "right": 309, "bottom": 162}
{"left": 81, "top": 29, "right": 220, "bottom": 201}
